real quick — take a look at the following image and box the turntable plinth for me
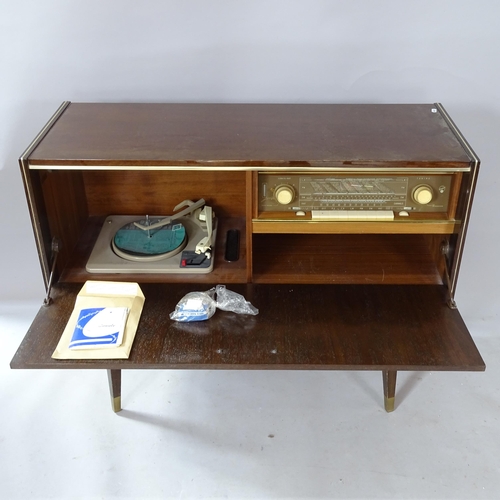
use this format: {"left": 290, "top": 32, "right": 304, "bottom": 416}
{"left": 11, "top": 103, "right": 485, "bottom": 413}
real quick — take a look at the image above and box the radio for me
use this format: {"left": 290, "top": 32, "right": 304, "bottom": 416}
{"left": 258, "top": 173, "right": 453, "bottom": 214}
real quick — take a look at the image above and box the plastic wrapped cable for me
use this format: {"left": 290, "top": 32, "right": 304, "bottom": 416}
{"left": 169, "top": 291, "right": 216, "bottom": 322}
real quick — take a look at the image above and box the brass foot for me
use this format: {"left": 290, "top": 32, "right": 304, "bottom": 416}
{"left": 112, "top": 396, "right": 122, "bottom": 413}
{"left": 107, "top": 369, "right": 122, "bottom": 413}
{"left": 382, "top": 370, "right": 397, "bottom": 412}
{"left": 384, "top": 396, "right": 395, "bottom": 413}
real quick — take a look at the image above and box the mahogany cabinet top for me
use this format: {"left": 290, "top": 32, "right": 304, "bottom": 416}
{"left": 27, "top": 102, "right": 472, "bottom": 168}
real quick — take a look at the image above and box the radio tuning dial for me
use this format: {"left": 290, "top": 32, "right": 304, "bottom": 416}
{"left": 274, "top": 184, "right": 295, "bottom": 205}
{"left": 412, "top": 185, "right": 434, "bottom": 205}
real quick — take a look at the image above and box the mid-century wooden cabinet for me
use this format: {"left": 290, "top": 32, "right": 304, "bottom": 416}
{"left": 11, "top": 102, "right": 485, "bottom": 412}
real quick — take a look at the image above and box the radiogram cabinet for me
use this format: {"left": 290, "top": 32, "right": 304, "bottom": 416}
{"left": 11, "top": 102, "right": 485, "bottom": 412}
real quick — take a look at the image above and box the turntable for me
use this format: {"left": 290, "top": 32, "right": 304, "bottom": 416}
{"left": 86, "top": 199, "right": 217, "bottom": 274}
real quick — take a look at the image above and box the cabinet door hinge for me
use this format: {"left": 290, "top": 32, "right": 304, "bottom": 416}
{"left": 43, "top": 237, "right": 61, "bottom": 306}
{"left": 441, "top": 240, "right": 457, "bottom": 309}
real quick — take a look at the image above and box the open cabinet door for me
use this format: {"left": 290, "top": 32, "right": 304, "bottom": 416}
{"left": 11, "top": 282, "right": 485, "bottom": 411}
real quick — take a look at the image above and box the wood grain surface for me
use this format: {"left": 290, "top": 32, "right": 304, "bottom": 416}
{"left": 11, "top": 283, "right": 485, "bottom": 372}
{"left": 28, "top": 103, "right": 472, "bottom": 167}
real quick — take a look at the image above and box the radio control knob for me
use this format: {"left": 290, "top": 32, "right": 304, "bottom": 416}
{"left": 412, "top": 185, "right": 434, "bottom": 205}
{"left": 274, "top": 185, "right": 295, "bottom": 205}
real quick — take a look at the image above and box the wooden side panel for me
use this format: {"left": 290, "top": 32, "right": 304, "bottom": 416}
{"left": 21, "top": 167, "right": 52, "bottom": 285}
{"left": 245, "top": 171, "right": 255, "bottom": 281}
{"left": 426, "top": 234, "right": 448, "bottom": 284}
{"left": 446, "top": 172, "right": 463, "bottom": 220}
{"left": 448, "top": 167, "right": 480, "bottom": 294}
{"left": 40, "top": 171, "right": 89, "bottom": 275}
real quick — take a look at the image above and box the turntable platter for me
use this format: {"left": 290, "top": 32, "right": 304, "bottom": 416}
{"left": 112, "top": 219, "right": 187, "bottom": 262}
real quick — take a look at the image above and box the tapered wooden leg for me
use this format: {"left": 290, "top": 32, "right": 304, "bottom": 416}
{"left": 107, "top": 369, "right": 122, "bottom": 412}
{"left": 382, "top": 370, "right": 397, "bottom": 412}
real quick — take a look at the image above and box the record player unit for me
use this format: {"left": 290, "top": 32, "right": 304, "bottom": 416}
{"left": 86, "top": 199, "right": 218, "bottom": 274}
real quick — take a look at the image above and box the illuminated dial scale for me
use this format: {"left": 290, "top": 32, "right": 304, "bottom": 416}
{"left": 262, "top": 175, "right": 451, "bottom": 213}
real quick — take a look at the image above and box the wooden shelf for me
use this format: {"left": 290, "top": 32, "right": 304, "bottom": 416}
{"left": 252, "top": 215, "right": 458, "bottom": 235}
{"left": 252, "top": 233, "right": 444, "bottom": 284}
{"left": 11, "top": 283, "right": 484, "bottom": 372}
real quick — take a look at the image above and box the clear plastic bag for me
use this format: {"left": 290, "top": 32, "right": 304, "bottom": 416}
{"left": 169, "top": 285, "right": 258, "bottom": 322}
{"left": 214, "top": 285, "right": 259, "bottom": 316}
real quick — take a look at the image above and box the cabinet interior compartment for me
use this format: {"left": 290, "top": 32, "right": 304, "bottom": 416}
{"left": 33, "top": 169, "right": 248, "bottom": 284}
{"left": 31, "top": 168, "right": 454, "bottom": 286}
{"left": 251, "top": 232, "right": 447, "bottom": 285}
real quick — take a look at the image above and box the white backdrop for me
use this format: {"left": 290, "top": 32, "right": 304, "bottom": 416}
{"left": 1, "top": 0, "right": 498, "bottom": 328}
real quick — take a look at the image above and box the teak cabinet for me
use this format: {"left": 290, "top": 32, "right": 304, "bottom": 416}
{"left": 11, "top": 102, "right": 485, "bottom": 412}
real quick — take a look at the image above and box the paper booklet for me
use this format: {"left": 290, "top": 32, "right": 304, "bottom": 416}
{"left": 52, "top": 281, "right": 145, "bottom": 360}
{"left": 69, "top": 307, "right": 129, "bottom": 350}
